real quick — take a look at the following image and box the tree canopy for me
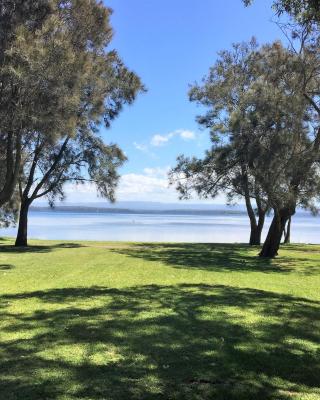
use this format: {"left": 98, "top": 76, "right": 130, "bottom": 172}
{"left": 170, "top": 40, "right": 269, "bottom": 245}
{"left": 171, "top": 37, "right": 320, "bottom": 257}
{"left": 243, "top": 0, "right": 320, "bottom": 24}
{"left": 0, "top": 0, "right": 144, "bottom": 246}
{"left": 0, "top": 0, "right": 143, "bottom": 210}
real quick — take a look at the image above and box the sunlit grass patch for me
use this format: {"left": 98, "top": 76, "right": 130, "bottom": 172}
{"left": 0, "top": 239, "right": 319, "bottom": 399}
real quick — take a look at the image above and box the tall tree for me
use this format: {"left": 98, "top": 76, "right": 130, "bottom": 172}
{"left": 243, "top": 1, "right": 320, "bottom": 256}
{"left": 0, "top": 1, "right": 142, "bottom": 208}
{"left": 9, "top": 1, "right": 144, "bottom": 247}
{"left": 0, "top": 1, "right": 47, "bottom": 206}
{"left": 172, "top": 39, "right": 320, "bottom": 257}
{"left": 170, "top": 41, "right": 269, "bottom": 245}
{"left": 236, "top": 41, "right": 320, "bottom": 257}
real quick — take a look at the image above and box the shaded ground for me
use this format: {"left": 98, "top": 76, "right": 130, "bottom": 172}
{"left": 111, "top": 242, "right": 320, "bottom": 275}
{"left": 0, "top": 239, "right": 319, "bottom": 400}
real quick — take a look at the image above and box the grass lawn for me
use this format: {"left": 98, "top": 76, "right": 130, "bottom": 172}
{"left": 0, "top": 238, "right": 319, "bottom": 400}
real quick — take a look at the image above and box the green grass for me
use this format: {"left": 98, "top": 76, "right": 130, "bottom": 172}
{"left": 0, "top": 238, "right": 320, "bottom": 400}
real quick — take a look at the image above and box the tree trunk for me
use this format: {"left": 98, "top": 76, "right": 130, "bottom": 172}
{"left": 243, "top": 177, "right": 264, "bottom": 246}
{"left": 249, "top": 220, "right": 264, "bottom": 245}
{"left": 247, "top": 203, "right": 265, "bottom": 245}
{"left": 249, "top": 225, "right": 261, "bottom": 245}
{"left": 0, "top": 132, "right": 22, "bottom": 207}
{"left": 15, "top": 202, "right": 30, "bottom": 247}
{"left": 259, "top": 209, "right": 292, "bottom": 258}
{"left": 284, "top": 216, "right": 291, "bottom": 244}
{"left": 250, "top": 208, "right": 266, "bottom": 245}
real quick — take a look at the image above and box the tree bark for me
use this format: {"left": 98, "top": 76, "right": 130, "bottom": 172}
{"left": 15, "top": 201, "right": 30, "bottom": 247}
{"left": 249, "top": 220, "right": 263, "bottom": 245}
{"left": 283, "top": 216, "right": 291, "bottom": 244}
{"left": 242, "top": 173, "right": 265, "bottom": 245}
{"left": 244, "top": 187, "right": 266, "bottom": 245}
{"left": 249, "top": 209, "right": 265, "bottom": 245}
{"left": 259, "top": 208, "right": 292, "bottom": 258}
{"left": 14, "top": 137, "right": 70, "bottom": 248}
{"left": 0, "top": 132, "right": 22, "bottom": 207}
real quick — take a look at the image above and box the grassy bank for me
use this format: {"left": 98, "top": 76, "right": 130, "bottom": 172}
{"left": 0, "top": 238, "right": 319, "bottom": 400}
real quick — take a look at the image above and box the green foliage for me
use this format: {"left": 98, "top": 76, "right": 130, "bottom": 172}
{"left": 243, "top": 0, "right": 320, "bottom": 24}
{"left": 20, "top": 130, "right": 127, "bottom": 206}
{"left": 0, "top": 194, "right": 19, "bottom": 228}
{"left": 0, "top": 0, "right": 143, "bottom": 209}
{"left": 170, "top": 40, "right": 270, "bottom": 245}
{"left": 172, "top": 34, "right": 320, "bottom": 256}
{"left": 235, "top": 42, "right": 317, "bottom": 209}
{"left": 0, "top": 0, "right": 144, "bottom": 245}
{"left": 170, "top": 40, "right": 263, "bottom": 203}
{"left": 0, "top": 239, "right": 320, "bottom": 399}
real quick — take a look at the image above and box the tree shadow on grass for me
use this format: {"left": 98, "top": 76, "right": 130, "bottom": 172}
{"left": 110, "top": 243, "right": 305, "bottom": 274}
{"left": 284, "top": 244, "right": 320, "bottom": 253}
{"left": 0, "top": 242, "right": 85, "bottom": 254}
{"left": 0, "top": 264, "right": 14, "bottom": 270}
{"left": 0, "top": 284, "right": 319, "bottom": 400}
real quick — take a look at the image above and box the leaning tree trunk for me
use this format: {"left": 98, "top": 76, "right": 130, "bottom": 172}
{"left": 15, "top": 202, "right": 30, "bottom": 247}
{"left": 283, "top": 216, "right": 291, "bottom": 244}
{"left": 259, "top": 209, "right": 292, "bottom": 258}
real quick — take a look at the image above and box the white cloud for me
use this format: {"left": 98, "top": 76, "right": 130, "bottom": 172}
{"left": 150, "top": 133, "right": 173, "bottom": 147}
{"left": 35, "top": 168, "right": 227, "bottom": 204}
{"left": 133, "top": 142, "right": 148, "bottom": 152}
{"left": 118, "top": 173, "right": 175, "bottom": 201}
{"left": 150, "top": 129, "right": 196, "bottom": 147}
{"left": 133, "top": 141, "right": 157, "bottom": 159}
{"left": 135, "top": 129, "right": 197, "bottom": 151}
{"left": 117, "top": 166, "right": 175, "bottom": 201}
{"left": 178, "top": 129, "right": 196, "bottom": 140}
{"left": 48, "top": 170, "right": 176, "bottom": 203}
{"left": 143, "top": 166, "right": 170, "bottom": 177}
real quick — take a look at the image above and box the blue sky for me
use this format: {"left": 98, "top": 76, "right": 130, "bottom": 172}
{"left": 65, "top": 0, "right": 286, "bottom": 203}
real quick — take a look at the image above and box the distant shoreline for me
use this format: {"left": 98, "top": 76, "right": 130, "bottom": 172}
{"left": 30, "top": 206, "right": 247, "bottom": 216}
{"left": 29, "top": 205, "right": 317, "bottom": 218}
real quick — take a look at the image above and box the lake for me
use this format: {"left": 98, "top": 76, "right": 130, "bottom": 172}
{"left": 1, "top": 209, "right": 320, "bottom": 243}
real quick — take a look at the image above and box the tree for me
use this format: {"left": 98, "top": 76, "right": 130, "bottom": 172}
{"left": 170, "top": 146, "right": 269, "bottom": 246}
{"left": 10, "top": 1, "right": 144, "bottom": 247}
{"left": 242, "top": 2, "right": 320, "bottom": 256}
{"left": 172, "top": 39, "right": 320, "bottom": 257}
{"left": 170, "top": 41, "right": 269, "bottom": 245}
{"left": 15, "top": 131, "right": 126, "bottom": 247}
{"left": 235, "top": 41, "right": 320, "bottom": 257}
{"left": 0, "top": 1, "right": 52, "bottom": 206}
{"left": 0, "top": 0, "right": 142, "bottom": 208}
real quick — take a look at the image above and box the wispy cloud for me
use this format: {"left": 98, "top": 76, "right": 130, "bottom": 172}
{"left": 143, "top": 166, "right": 170, "bottom": 177}
{"left": 133, "top": 142, "right": 149, "bottom": 152}
{"left": 150, "top": 133, "right": 174, "bottom": 147}
{"left": 179, "top": 130, "right": 195, "bottom": 140}
{"left": 150, "top": 129, "right": 196, "bottom": 147}
{"left": 134, "top": 129, "right": 197, "bottom": 153}
{"left": 133, "top": 141, "right": 157, "bottom": 158}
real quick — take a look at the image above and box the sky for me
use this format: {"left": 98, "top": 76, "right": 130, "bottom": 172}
{"left": 64, "top": 0, "right": 286, "bottom": 204}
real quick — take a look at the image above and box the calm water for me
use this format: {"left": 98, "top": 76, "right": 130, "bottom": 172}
{"left": 1, "top": 210, "right": 320, "bottom": 243}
